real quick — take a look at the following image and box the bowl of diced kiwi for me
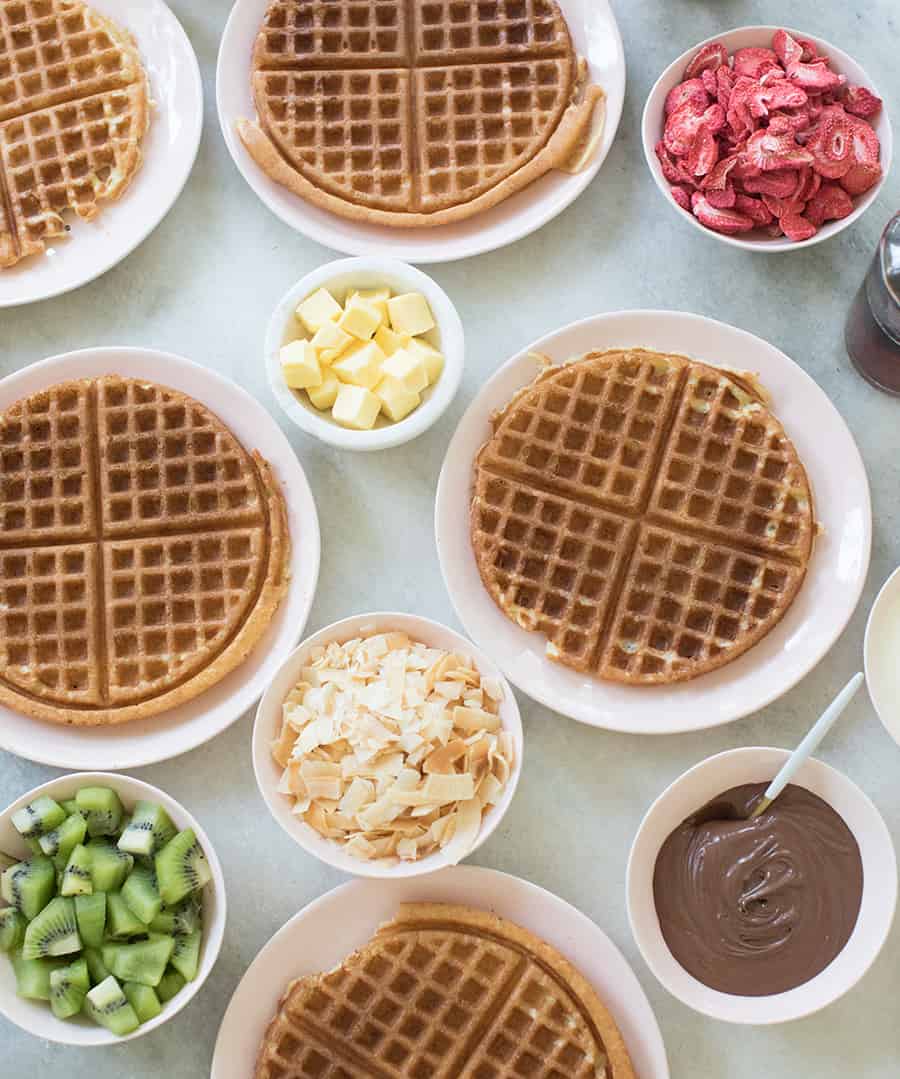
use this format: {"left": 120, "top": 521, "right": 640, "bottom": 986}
{"left": 0, "top": 772, "right": 225, "bottom": 1045}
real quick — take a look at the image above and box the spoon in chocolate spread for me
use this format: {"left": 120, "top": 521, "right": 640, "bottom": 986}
{"left": 748, "top": 672, "right": 864, "bottom": 819}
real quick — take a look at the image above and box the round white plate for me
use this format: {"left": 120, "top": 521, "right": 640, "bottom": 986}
{"left": 0, "top": 0, "right": 203, "bottom": 308}
{"left": 435, "top": 310, "right": 871, "bottom": 734}
{"left": 211, "top": 866, "right": 669, "bottom": 1079}
{"left": 216, "top": 0, "right": 625, "bottom": 263}
{"left": 0, "top": 347, "right": 320, "bottom": 769}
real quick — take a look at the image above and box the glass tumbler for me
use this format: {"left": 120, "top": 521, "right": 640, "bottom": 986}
{"left": 845, "top": 211, "right": 900, "bottom": 394}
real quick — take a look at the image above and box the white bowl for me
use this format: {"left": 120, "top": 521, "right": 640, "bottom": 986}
{"left": 864, "top": 565, "right": 900, "bottom": 745}
{"left": 253, "top": 612, "right": 523, "bottom": 879}
{"left": 265, "top": 258, "right": 464, "bottom": 451}
{"left": 627, "top": 747, "right": 896, "bottom": 1024}
{"left": 642, "top": 25, "right": 893, "bottom": 252}
{"left": 0, "top": 772, "right": 226, "bottom": 1046}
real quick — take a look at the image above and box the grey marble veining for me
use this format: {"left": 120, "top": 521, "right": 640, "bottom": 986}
{"left": 1, "top": 1, "right": 899, "bottom": 1076}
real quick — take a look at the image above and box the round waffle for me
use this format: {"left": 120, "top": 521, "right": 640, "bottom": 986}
{"left": 471, "top": 349, "right": 815, "bottom": 685}
{"left": 238, "top": 0, "right": 605, "bottom": 227}
{"left": 0, "top": 375, "right": 290, "bottom": 726}
{"left": 255, "top": 902, "right": 635, "bottom": 1079}
{"left": 0, "top": 0, "right": 150, "bottom": 268}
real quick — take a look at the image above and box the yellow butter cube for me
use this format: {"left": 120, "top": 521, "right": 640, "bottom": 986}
{"left": 338, "top": 299, "right": 383, "bottom": 340}
{"left": 332, "top": 384, "right": 380, "bottom": 430}
{"left": 332, "top": 340, "right": 385, "bottom": 390}
{"left": 280, "top": 339, "right": 322, "bottom": 389}
{"left": 307, "top": 369, "right": 340, "bottom": 410}
{"left": 296, "top": 288, "right": 342, "bottom": 334}
{"left": 376, "top": 376, "right": 421, "bottom": 422}
{"left": 348, "top": 287, "right": 390, "bottom": 322}
{"left": 374, "top": 325, "right": 412, "bottom": 357}
{"left": 387, "top": 292, "right": 435, "bottom": 336}
{"left": 406, "top": 337, "right": 444, "bottom": 384}
{"left": 310, "top": 321, "right": 352, "bottom": 365}
{"left": 380, "top": 348, "right": 428, "bottom": 394}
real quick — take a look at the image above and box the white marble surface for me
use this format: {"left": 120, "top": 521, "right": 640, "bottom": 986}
{"left": 1, "top": 1, "right": 899, "bottom": 1076}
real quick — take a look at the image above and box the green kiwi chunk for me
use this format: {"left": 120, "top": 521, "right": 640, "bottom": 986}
{"left": 75, "top": 893, "right": 107, "bottom": 949}
{"left": 87, "top": 839, "right": 132, "bottom": 893}
{"left": 149, "top": 896, "right": 201, "bottom": 937}
{"left": 124, "top": 981, "right": 162, "bottom": 1023}
{"left": 155, "top": 830, "right": 211, "bottom": 907}
{"left": 22, "top": 897, "right": 81, "bottom": 960}
{"left": 60, "top": 799, "right": 81, "bottom": 817}
{"left": 84, "top": 947, "right": 111, "bottom": 985}
{"left": 155, "top": 967, "right": 185, "bottom": 1003}
{"left": 1, "top": 855, "right": 56, "bottom": 919}
{"left": 11, "top": 796, "right": 66, "bottom": 839}
{"left": 12, "top": 952, "right": 65, "bottom": 1000}
{"left": 169, "top": 929, "right": 201, "bottom": 982}
{"left": 49, "top": 957, "right": 89, "bottom": 1019}
{"left": 76, "top": 787, "right": 124, "bottom": 838}
{"left": 84, "top": 975, "right": 140, "bottom": 1036}
{"left": 118, "top": 801, "right": 176, "bottom": 858}
{"left": 106, "top": 891, "right": 146, "bottom": 939}
{"left": 0, "top": 908, "right": 27, "bottom": 952}
{"left": 60, "top": 844, "right": 93, "bottom": 897}
{"left": 103, "top": 934, "right": 174, "bottom": 988}
{"left": 121, "top": 864, "right": 162, "bottom": 925}
{"left": 38, "top": 811, "right": 87, "bottom": 862}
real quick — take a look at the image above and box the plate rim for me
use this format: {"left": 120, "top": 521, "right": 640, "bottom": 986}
{"left": 215, "top": 0, "right": 626, "bottom": 264}
{"left": 210, "top": 864, "right": 670, "bottom": 1079}
{"left": 435, "top": 309, "right": 872, "bottom": 734}
{"left": 0, "top": 345, "right": 321, "bottom": 769}
{"left": 0, "top": 0, "right": 204, "bottom": 309}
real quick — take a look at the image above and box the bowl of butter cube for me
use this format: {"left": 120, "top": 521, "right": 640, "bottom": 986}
{"left": 265, "top": 257, "right": 464, "bottom": 451}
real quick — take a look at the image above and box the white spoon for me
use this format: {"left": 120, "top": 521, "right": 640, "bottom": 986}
{"left": 748, "top": 672, "right": 865, "bottom": 819}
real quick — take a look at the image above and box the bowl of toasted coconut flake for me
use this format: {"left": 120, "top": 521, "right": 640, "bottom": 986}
{"left": 252, "top": 613, "right": 523, "bottom": 878}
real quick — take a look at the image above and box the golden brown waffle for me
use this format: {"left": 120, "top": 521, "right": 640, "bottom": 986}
{"left": 238, "top": 0, "right": 605, "bottom": 227}
{"left": 255, "top": 903, "right": 636, "bottom": 1079}
{"left": 0, "top": 0, "right": 149, "bottom": 268}
{"left": 0, "top": 376, "right": 290, "bottom": 726}
{"left": 471, "top": 350, "right": 815, "bottom": 685}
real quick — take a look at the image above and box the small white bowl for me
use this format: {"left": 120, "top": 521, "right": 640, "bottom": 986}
{"left": 626, "top": 747, "right": 896, "bottom": 1024}
{"left": 0, "top": 772, "right": 226, "bottom": 1046}
{"left": 265, "top": 258, "right": 464, "bottom": 451}
{"left": 864, "top": 565, "right": 900, "bottom": 745}
{"left": 253, "top": 612, "right": 523, "bottom": 879}
{"left": 642, "top": 25, "right": 893, "bottom": 252}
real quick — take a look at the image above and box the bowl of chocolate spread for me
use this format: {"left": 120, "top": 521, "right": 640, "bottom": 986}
{"left": 626, "top": 747, "right": 897, "bottom": 1023}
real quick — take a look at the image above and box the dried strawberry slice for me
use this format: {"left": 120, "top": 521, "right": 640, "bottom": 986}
{"left": 741, "top": 169, "right": 799, "bottom": 198}
{"left": 691, "top": 192, "right": 755, "bottom": 234}
{"left": 686, "top": 123, "right": 719, "bottom": 177}
{"left": 772, "top": 29, "right": 804, "bottom": 69}
{"left": 796, "top": 38, "right": 825, "bottom": 63}
{"left": 848, "top": 115, "right": 880, "bottom": 165}
{"left": 726, "top": 76, "right": 761, "bottom": 141}
{"left": 684, "top": 41, "right": 729, "bottom": 80}
{"left": 794, "top": 166, "right": 822, "bottom": 204}
{"left": 734, "top": 193, "right": 774, "bottom": 226}
{"left": 701, "top": 68, "right": 718, "bottom": 97}
{"left": 706, "top": 184, "right": 736, "bottom": 209}
{"left": 842, "top": 84, "right": 883, "bottom": 119}
{"left": 715, "top": 65, "right": 735, "bottom": 110}
{"left": 768, "top": 107, "right": 812, "bottom": 136}
{"left": 733, "top": 47, "right": 782, "bottom": 80}
{"left": 749, "top": 79, "right": 808, "bottom": 118}
{"left": 839, "top": 161, "right": 882, "bottom": 197}
{"left": 807, "top": 111, "right": 853, "bottom": 178}
{"left": 702, "top": 103, "right": 726, "bottom": 135}
{"left": 761, "top": 194, "right": 806, "bottom": 220}
{"left": 664, "top": 101, "right": 707, "bottom": 155}
{"left": 805, "top": 182, "right": 854, "bottom": 226}
{"left": 665, "top": 78, "right": 709, "bottom": 116}
{"left": 671, "top": 185, "right": 693, "bottom": 212}
{"left": 701, "top": 154, "right": 738, "bottom": 192}
{"left": 780, "top": 212, "right": 817, "bottom": 241}
{"left": 787, "top": 59, "right": 845, "bottom": 94}
{"left": 745, "top": 127, "right": 813, "bottom": 172}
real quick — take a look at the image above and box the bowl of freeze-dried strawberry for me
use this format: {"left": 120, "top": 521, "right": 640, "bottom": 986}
{"left": 642, "top": 26, "right": 892, "bottom": 250}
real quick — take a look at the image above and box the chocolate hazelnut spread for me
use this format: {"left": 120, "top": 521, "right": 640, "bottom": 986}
{"left": 653, "top": 782, "right": 863, "bottom": 996}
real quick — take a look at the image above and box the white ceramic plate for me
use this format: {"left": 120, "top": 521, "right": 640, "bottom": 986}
{"left": 435, "top": 310, "right": 871, "bottom": 733}
{"left": 0, "top": 0, "right": 203, "bottom": 308}
{"left": 211, "top": 866, "right": 669, "bottom": 1079}
{"left": 216, "top": 0, "right": 625, "bottom": 263}
{"left": 627, "top": 747, "right": 897, "bottom": 1024}
{"left": 0, "top": 347, "right": 320, "bottom": 770}
{"left": 864, "top": 565, "right": 900, "bottom": 745}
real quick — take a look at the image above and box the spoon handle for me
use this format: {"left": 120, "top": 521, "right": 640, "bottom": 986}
{"left": 750, "top": 672, "right": 865, "bottom": 819}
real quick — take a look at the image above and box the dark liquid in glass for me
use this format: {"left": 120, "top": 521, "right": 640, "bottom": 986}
{"left": 845, "top": 214, "right": 900, "bottom": 395}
